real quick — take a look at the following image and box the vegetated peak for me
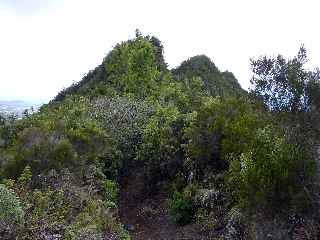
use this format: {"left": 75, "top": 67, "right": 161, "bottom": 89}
{"left": 172, "top": 55, "right": 219, "bottom": 76}
{"left": 53, "top": 33, "right": 244, "bottom": 103}
{"left": 172, "top": 55, "right": 245, "bottom": 98}
{"left": 53, "top": 33, "right": 167, "bottom": 102}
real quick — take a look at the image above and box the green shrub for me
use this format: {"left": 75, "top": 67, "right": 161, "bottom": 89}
{"left": 90, "top": 96, "right": 154, "bottom": 162}
{"left": 17, "top": 165, "right": 32, "bottom": 185}
{"left": 230, "top": 126, "right": 315, "bottom": 210}
{"left": 184, "top": 97, "right": 265, "bottom": 179}
{"left": 169, "top": 190, "right": 194, "bottom": 225}
{"left": 8, "top": 167, "right": 128, "bottom": 240}
{"left": 67, "top": 121, "right": 110, "bottom": 162}
{"left": 183, "top": 98, "right": 232, "bottom": 175}
{"left": 0, "top": 96, "right": 118, "bottom": 179}
{"left": 156, "top": 75, "right": 206, "bottom": 113}
{"left": 50, "top": 138, "right": 77, "bottom": 169}
{"left": 104, "top": 36, "right": 160, "bottom": 99}
{"left": 64, "top": 199, "right": 129, "bottom": 240}
{"left": 137, "top": 105, "right": 184, "bottom": 188}
{"left": 2, "top": 127, "right": 80, "bottom": 178}
{"left": 103, "top": 179, "right": 118, "bottom": 203}
{"left": 0, "top": 184, "right": 24, "bottom": 225}
{"left": 0, "top": 114, "right": 17, "bottom": 148}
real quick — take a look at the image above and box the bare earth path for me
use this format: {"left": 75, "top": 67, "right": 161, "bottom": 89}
{"left": 118, "top": 168, "right": 215, "bottom": 240}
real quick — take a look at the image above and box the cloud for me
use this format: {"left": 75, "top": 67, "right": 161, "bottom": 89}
{"left": 0, "top": 0, "right": 61, "bottom": 15}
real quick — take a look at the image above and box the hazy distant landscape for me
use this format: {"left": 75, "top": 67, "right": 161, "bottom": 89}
{"left": 0, "top": 100, "right": 41, "bottom": 117}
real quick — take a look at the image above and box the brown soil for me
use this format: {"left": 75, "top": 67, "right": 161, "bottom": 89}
{"left": 118, "top": 168, "right": 218, "bottom": 240}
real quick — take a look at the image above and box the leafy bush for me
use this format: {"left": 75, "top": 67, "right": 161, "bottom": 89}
{"left": 183, "top": 97, "right": 225, "bottom": 177}
{"left": 0, "top": 184, "right": 24, "bottom": 225}
{"left": 103, "top": 179, "right": 118, "bottom": 203}
{"left": 184, "top": 97, "right": 265, "bottom": 179}
{"left": 137, "top": 105, "right": 184, "bottom": 188}
{"left": 104, "top": 36, "right": 160, "bottom": 99}
{"left": 90, "top": 96, "right": 154, "bottom": 160}
{"left": 0, "top": 114, "right": 17, "bottom": 148}
{"left": 66, "top": 120, "right": 110, "bottom": 163}
{"left": 0, "top": 96, "right": 119, "bottom": 179}
{"left": 169, "top": 189, "right": 195, "bottom": 225}
{"left": 5, "top": 166, "right": 128, "bottom": 240}
{"left": 230, "top": 126, "right": 315, "bottom": 210}
{"left": 2, "top": 127, "right": 78, "bottom": 178}
{"left": 65, "top": 199, "right": 129, "bottom": 240}
{"left": 155, "top": 74, "right": 206, "bottom": 113}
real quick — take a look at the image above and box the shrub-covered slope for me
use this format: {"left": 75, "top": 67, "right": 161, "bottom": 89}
{"left": 172, "top": 55, "right": 244, "bottom": 97}
{"left": 1, "top": 33, "right": 320, "bottom": 240}
{"left": 54, "top": 36, "right": 244, "bottom": 103}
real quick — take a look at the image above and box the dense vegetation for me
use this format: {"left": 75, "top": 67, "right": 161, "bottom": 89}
{"left": 1, "top": 32, "right": 320, "bottom": 239}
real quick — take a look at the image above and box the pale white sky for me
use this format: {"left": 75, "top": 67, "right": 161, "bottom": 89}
{"left": 0, "top": 0, "right": 319, "bottom": 102}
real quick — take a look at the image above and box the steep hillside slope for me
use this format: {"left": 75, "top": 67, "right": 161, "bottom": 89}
{"left": 172, "top": 55, "right": 244, "bottom": 97}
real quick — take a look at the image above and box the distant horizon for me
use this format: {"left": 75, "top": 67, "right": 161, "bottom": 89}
{"left": 0, "top": 98, "right": 48, "bottom": 104}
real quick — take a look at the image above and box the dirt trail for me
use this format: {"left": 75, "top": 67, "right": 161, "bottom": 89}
{"left": 118, "top": 169, "right": 214, "bottom": 240}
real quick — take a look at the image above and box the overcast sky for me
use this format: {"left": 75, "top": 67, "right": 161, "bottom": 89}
{"left": 0, "top": 0, "right": 319, "bottom": 102}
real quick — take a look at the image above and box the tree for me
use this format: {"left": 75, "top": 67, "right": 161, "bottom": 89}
{"left": 229, "top": 126, "right": 315, "bottom": 210}
{"left": 250, "top": 46, "right": 320, "bottom": 144}
{"left": 251, "top": 46, "right": 307, "bottom": 112}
